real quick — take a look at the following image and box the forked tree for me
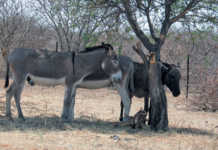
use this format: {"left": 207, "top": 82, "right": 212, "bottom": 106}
{"left": 94, "top": 0, "right": 217, "bottom": 131}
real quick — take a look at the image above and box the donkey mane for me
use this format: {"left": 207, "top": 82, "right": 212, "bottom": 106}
{"left": 80, "top": 43, "right": 114, "bottom": 53}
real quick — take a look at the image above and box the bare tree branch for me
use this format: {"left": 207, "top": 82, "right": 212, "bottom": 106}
{"left": 122, "top": 0, "right": 156, "bottom": 52}
{"left": 144, "top": 0, "right": 159, "bottom": 42}
{"left": 158, "top": 0, "right": 175, "bottom": 47}
{"left": 132, "top": 41, "right": 148, "bottom": 64}
{"left": 170, "top": 0, "right": 200, "bottom": 24}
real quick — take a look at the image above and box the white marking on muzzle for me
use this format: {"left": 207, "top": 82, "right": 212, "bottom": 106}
{"left": 111, "top": 70, "right": 122, "bottom": 82}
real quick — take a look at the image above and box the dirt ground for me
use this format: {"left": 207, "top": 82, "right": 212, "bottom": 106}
{"left": 0, "top": 79, "right": 218, "bottom": 150}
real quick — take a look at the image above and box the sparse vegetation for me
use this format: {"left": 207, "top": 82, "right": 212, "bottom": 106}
{"left": 0, "top": 80, "right": 218, "bottom": 150}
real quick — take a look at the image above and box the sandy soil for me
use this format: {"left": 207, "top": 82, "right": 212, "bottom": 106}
{"left": 0, "top": 79, "right": 218, "bottom": 150}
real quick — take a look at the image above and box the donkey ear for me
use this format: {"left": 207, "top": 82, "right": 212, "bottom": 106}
{"left": 104, "top": 43, "right": 113, "bottom": 51}
{"left": 108, "top": 49, "right": 116, "bottom": 56}
{"left": 160, "top": 62, "right": 169, "bottom": 71}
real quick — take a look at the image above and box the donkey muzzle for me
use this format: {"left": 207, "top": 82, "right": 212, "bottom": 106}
{"left": 111, "top": 70, "right": 122, "bottom": 82}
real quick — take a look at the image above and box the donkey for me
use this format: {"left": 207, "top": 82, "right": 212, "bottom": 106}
{"left": 27, "top": 55, "right": 135, "bottom": 121}
{"left": 119, "top": 61, "right": 181, "bottom": 122}
{"left": 4, "top": 44, "right": 127, "bottom": 122}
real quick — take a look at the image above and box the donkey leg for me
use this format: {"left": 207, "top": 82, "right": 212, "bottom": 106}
{"left": 6, "top": 82, "right": 16, "bottom": 119}
{"left": 116, "top": 84, "right": 131, "bottom": 121}
{"left": 14, "top": 81, "right": 25, "bottom": 121}
{"left": 122, "top": 90, "right": 131, "bottom": 121}
{"left": 148, "top": 102, "right": 152, "bottom": 126}
{"left": 61, "top": 85, "right": 73, "bottom": 122}
{"left": 68, "top": 85, "right": 77, "bottom": 121}
{"left": 144, "top": 95, "right": 149, "bottom": 124}
{"left": 120, "top": 94, "right": 133, "bottom": 121}
{"left": 119, "top": 101, "right": 124, "bottom": 121}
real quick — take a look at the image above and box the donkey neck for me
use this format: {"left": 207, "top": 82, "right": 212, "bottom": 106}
{"left": 75, "top": 49, "right": 107, "bottom": 74}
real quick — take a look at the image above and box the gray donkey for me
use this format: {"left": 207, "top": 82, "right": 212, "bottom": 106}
{"left": 27, "top": 54, "right": 135, "bottom": 121}
{"left": 4, "top": 44, "right": 127, "bottom": 122}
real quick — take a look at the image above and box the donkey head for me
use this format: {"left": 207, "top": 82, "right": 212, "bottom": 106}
{"left": 161, "top": 63, "right": 181, "bottom": 97}
{"left": 101, "top": 45, "right": 122, "bottom": 82}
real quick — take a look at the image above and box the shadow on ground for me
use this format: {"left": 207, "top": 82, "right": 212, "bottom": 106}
{"left": 0, "top": 115, "right": 216, "bottom": 137}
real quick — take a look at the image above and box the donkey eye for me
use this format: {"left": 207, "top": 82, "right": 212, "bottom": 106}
{"left": 112, "top": 59, "right": 119, "bottom": 65}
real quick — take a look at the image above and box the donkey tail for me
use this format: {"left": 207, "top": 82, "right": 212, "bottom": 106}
{"left": 4, "top": 61, "right": 10, "bottom": 88}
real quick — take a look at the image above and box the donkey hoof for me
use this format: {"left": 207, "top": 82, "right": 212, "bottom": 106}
{"left": 6, "top": 115, "right": 13, "bottom": 121}
{"left": 18, "top": 116, "right": 25, "bottom": 122}
{"left": 62, "top": 118, "right": 73, "bottom": 123}
{"left": 61, "top": 116, "right": 73, "bottom": 123}
{"left": 123, "top": 116, "right": 131, "bottom": 122}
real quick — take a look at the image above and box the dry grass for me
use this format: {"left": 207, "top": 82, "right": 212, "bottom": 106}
{"left": 0, "top": 79, "right": 218, "bottom": 150}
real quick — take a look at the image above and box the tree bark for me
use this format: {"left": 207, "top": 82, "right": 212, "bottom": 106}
{"left": 148, "top": 53, "right": 168, "bottom": 131}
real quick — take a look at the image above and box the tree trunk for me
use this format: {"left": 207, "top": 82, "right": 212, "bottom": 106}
{"left": 148, "top": 52, "right": 168, "bottom": 131}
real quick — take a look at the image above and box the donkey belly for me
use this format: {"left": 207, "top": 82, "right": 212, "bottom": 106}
{"left": 78, "top": 79, "right": 111, "bottom": 89}
{"left": 28, "top": 74, "right": 65, "bottom": 86}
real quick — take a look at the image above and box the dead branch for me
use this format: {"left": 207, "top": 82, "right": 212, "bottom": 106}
{"left": 132, "top": 42, "right": 148, "bottom": 64}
